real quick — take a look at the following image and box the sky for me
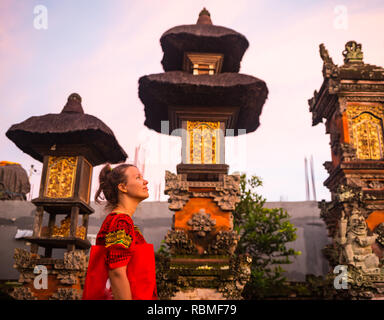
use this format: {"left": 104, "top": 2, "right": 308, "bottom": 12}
{"left": 1, "top": 0, "right": 384, "bottom": 203}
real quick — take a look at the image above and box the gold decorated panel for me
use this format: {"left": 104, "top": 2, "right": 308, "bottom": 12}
{"left": 44, "top": 156, "right": 77, "bottom": 198}
{"left": 187, "top": 121, "right": 220, "bottom": 164}
{"left": 346, "top": 104, "right": 384, "bottom": 160}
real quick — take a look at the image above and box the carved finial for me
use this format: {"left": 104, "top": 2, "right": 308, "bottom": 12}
{"left": 68, "top": 93, "right": 82, "bottom": 103}
{"left": 61, "top": 93, "right": 84, "bottom": 114}
{"left": 319, "top": 43, "right": 334, "bottom": 65}
{"left": 197, "top": 7, "right": 212, "bottom": 25}
{"left": 342, "top": 41, "right": 363, "bottom": 64}
{"left": 319, "top": 43, "right": 339, "bottom": 80}
{"left": 200, "top": 7, "right": 210, "bottom": 16}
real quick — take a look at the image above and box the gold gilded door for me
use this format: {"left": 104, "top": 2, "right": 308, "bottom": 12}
{"left": 352, "top": 112, "right": 384, "bottom": 160}
{"left": 187, "top": 121, "right": 220, "bottom": 164}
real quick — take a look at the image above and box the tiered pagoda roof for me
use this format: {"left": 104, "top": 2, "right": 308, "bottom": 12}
{"left": 139, "top": 8, "right": 268, "bottom": 136}
{"left": 6, "top": 93, "right": 127, "bottom": 166}
{"left": 160, "top": 8, "right": 249, "bottom": 73}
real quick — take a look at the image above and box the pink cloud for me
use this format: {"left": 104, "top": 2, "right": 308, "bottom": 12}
{"left": 0, "top": 1, "right": 34, "bottom": 87}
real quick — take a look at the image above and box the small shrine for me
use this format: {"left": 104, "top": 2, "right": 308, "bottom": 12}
{"left": 308, "top": 41, "right": 384, "bottom": 298}
{"left": 0, "top": 161, "right": 30, "bottom": 200}
{"left": 6, "top": 93, "right": 127, "bottom": 299}
{"left": 139, "top": 9, "right": 268, "bottom": 299}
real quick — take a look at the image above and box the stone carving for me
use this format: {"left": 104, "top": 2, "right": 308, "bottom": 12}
{"left": 336, "top": 184, "right": 364, "bottom": 203}
{"left": 329, "top": 78, "right": 341, "bottom": 94}
{"left": 154, "top": 253, "right": 178, "bottom": 300}
{"left": 341, "top": 83, "right": 384, "bottom": 92}
{"left": 164, "top": 171, "right": 190, "bottom": 210}
{"left": 343, "top": 41, "right": 363, "bottom": 64}
{"left": 50, "top": 288, "right": 82, "bottom": 300}
{"left": 218, "top": 254, "right": 252, "bottom": 300}
{"left": 319, "top": 43, "right": 339, "bottom": 79}
{"left": 322, "top": 243, "right": 340, "bottom": 268}
{"left": 57, "top": 272, "right": 79, "bottom": 285}
{"left": 374, "top": 223, "right": 384, "bottom": 247}
{"left": 319, "top": 184, "right": 379, "bottom": 240}
{"left": 63, "top": 250, "right": 87, "bottom": 270}
{"left": 155, "top": 252, "right": 252, "bottom": 300}
{"left": 346, "top": 267, "right": 384, "bottom": 299}
{"left": 187, "top": 209, "right": 216, "bottom": 237}
{"left": 338, "top": 209, "right": 380, "bottom": 273}
{"left": 347, "top": 96, "right": 384, "bottom": 102}
{"left": 164, "top": 230, "right": 197, "bottom": 255}
{"left": 366, "top": 180, "right": 384, "bottom": 189}
{"left": 164, "top": 170, "right": 241, "bottom": 211}
{"left": 10, "top": 287, "right": 37, "bottom": 300}
{"left": 322, "top": 161, "right": 334, "bottom": 174}
{"left": 342, "top": 178, "right": 384, "bottom": 190}
{"left": 12, "top": 248, "right": 86, "bottom": 300}
{"left": 17, "top": 272, "right": 36, "bottom": 284}
{"left": 14, "top": 248, "right": 38, "bottom": 269}
{"left": 208, "top": 230, "right": 240, "bottom": 255}
{"left": 320, "top": 43, "right": 335, "bottom": 65}
{"left": 339, "top": 142, "right": 357, "bottom": 162}
{"left": 215, "top": 174, "right": 241, "bottom": 210}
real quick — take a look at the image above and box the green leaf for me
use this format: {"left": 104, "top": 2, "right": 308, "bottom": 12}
{"left": 234, "top": 173, "right": 301, "bottom": 299}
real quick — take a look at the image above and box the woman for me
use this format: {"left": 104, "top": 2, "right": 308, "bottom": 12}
{"left": 82, "top": 163, "right": 157, "bottom": 300}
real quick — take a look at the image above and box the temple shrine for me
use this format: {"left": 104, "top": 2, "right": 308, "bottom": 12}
{"left": 309, "top": 41, "right": 384, "bottom": 298}
{"left": 6, "top": 93, "right": 127, "bottom": 299}
{"left": 138, "top": 8, "right": 268, "bottom": 299}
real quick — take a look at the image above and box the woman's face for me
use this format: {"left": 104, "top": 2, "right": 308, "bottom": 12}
{"left": 120, "top": 166, "right": 149, "bottom": 200}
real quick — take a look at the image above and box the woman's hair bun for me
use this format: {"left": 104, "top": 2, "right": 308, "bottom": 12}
{"left": 94, "top": 163, "right": 136, "bottom": 209}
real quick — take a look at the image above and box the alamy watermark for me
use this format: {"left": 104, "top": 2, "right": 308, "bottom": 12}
{"left": 333, "top": 264, "right": 348, "bottom": 289}
{"left": 33, "top": 265, "right": 48, "bottom": 290}
{"left": 333, "top": 5, "right": 348, "bottom": 30}
{"left": 33, "top": 5, "right": 48, "bottom": 30}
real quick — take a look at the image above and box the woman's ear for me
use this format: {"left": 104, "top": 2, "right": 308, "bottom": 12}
{"left": 117, "top": 183, "right": 128, "bottom": 194}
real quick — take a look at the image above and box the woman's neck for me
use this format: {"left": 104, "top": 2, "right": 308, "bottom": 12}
{"left": 113, "top": 197, "right": 140, "bottom": 217}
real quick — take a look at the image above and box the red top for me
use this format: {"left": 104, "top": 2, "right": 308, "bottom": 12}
{"left": 96, "top": 212, "right": 146, "bottom": 269}
{"left": 83, "top": 212, "right": 157, "bottom": 300}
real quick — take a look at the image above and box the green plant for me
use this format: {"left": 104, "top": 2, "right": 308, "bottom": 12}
{"left": 233, "top": 173, "right": 301, "bottom": 299}
{"left": 156, "top": 239, "right": 170, "bottom": 257}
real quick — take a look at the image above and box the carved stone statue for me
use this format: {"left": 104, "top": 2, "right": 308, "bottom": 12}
{"left": 338, "top": 209, "right": 380, "bottom": 274}
{"left": 342, "top": 41, "right": 363, "bottom": 64}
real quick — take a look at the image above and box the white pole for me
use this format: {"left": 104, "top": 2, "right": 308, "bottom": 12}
{"left": 310, "top": 155, "right": 317, "bottom": 201}
{"left": 304, "top": 157, "right": 310, "bottom": 201}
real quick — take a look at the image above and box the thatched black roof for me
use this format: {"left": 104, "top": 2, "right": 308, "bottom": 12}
{"left": 160, "top": 24, "right": 249, "bottom": 73}
{"left": 139, "top": 71, "right": 268, "bottom": 135}
{"left": 6, "top": 93, "right": 127, "bottom": 166}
